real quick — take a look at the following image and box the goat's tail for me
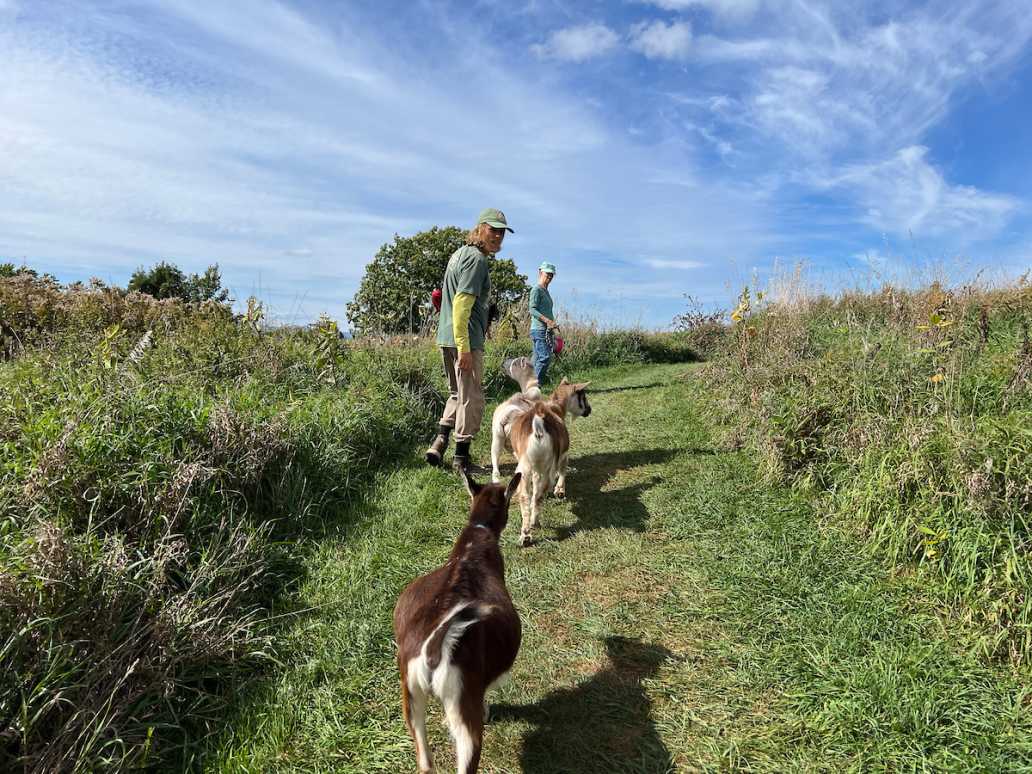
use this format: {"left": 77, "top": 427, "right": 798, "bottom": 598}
{"left": 532, "top": 414, "right": 546, "bottom": 440}
{"left": 413, "top": 602, "right": 492, "bottom": 696}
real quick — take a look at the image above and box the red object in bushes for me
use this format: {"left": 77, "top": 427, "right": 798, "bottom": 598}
{"left": 431, "top": 288, "right": 442, "bottom": 311}
{"left": 553, "top": 335, "right": 564, "bottom": 354}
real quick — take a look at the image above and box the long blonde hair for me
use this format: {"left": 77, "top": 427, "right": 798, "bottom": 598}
{"left": 465, "top": 223, "right": 496, "bottom": 255}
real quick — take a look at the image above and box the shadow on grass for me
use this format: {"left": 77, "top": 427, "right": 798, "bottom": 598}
{"left": 589, "top": 381, "right": 676, "bottom": 395}
{"left": 493, "top": 636, "right": 676, "bottom": 774}
{"left": 553, "top": 448, "right": 680, "bottom": 541}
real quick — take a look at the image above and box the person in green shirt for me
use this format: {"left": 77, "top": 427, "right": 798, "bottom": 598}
{"left": 425, "top": 207, "right": 514, "bottom": 474}
{"left": 529, "top": 261, "right": 558, "bottom": 383}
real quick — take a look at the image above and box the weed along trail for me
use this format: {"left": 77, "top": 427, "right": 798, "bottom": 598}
{"left": 207, "top": 362, "right": 1032, "bottom": 773}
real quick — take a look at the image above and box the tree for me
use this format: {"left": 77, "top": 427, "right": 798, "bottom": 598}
{"left": 128, "top": 261, "right": 230, "bottom": 304}
{"left": 0, "top": 263, "right": 39, "bottom": 278}
{"left": 346, "top": 226, "right": 528, "bottom": 335}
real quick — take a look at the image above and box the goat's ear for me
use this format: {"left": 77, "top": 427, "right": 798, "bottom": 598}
{"left": 560, "top": 376, "right": 570, "bottom": 384}
{"left": 461, "top": 469, "right": 482, "bottom": 499}
{"left": 576, "top": 381, "right": 591, "bottom": 390}
{"left": 505, "top": 472, "right": 522, "bottom": 506}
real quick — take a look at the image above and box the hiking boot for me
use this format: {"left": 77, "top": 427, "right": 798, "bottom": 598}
{"left": 452, "top": 455, "right": 490, "bottom": 476}
{"left": 424, "top": 426, "right": 451, "bottom": 467}
{"left": 451, "top": 440, "right": 488, "bottom": 476}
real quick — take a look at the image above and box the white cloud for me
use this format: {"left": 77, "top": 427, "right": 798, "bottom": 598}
{"left": 630, "top": 20, "right": 693, "bottom": 60}
{"left": 828, "top": 146, "right": 1019, "bottom": 238}
{"left": 646, "top": 258, "right": 706, "bottom": 269}
{"left": 531, "top": 23, "right": 620, "bottom": 62}
{"left": 644, "top": 0, "right": 761, "bottom": 21}
{"left": 688, "top": 6, "right": 1032, "bottom": 161}
{"left": 0, "top": 1, "right": 775, "bottom": 327}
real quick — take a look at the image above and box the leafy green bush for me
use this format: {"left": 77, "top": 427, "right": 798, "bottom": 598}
{"left": 128, "top": 261, "right": 230, "bottom": 305}
{"left": 345, "top": 226, "right": 528, "bottom": 336}
{"left": 703, "top": 278, "right": 1032, "bottom": 661}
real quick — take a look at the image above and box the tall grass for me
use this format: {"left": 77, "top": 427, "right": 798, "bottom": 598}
{"left": 704, "top": 273, "right": 1032, "bottom": 661}
{"left": 0, "top": 273, "right": 698, "bottom": 771}
{"left": 0, "top": 278, "right": 443, "bottom": 771}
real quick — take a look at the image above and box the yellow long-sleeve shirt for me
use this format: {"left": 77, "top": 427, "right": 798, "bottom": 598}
{"left": 452, "top": 292, "right": 476, "bottom": 354}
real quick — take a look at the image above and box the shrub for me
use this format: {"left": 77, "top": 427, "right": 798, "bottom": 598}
{"left": 128, "top": 261, "right": 230, "bottom": 305}
{"left": 345, "top": 226, "right": 528, "bottom": 336}
{"left": 0, "top": 304, "right": 441, "bottom": 771}
{"left": 672, "top": 294, "right": 729, "bottom": 357}
{"left": 0, "top": 273, "right": 229, "bottom": 359}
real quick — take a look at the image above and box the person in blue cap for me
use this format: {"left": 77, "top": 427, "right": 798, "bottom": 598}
{"left": 528, "top": 261, "right": 558, "bottom": 384}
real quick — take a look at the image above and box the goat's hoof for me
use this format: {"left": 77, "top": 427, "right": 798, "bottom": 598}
{"left": 518, "top": 533, "right": 533, "bottom": 547}
{"left": 553, "top": 487, "right": 566, "bottom": 499}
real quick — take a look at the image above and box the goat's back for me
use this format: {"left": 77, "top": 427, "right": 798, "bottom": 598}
{"left": 393, "top": 533, "right": 520, "bottom": 688}
{"left": 511, "top": 402, "right": 569, "bottom": 459}
{"left": 492, "top": 391, "right": 537, "bottom": 440}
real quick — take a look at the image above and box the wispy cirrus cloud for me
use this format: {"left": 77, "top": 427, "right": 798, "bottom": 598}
{"left": 0, "top": 1, "right": 778, "bottom": 324}
{"left": 1, "top": 0, "right": 1030, "bottom": 328}
{"left": 642, "top": 0, "right": 761, "bottom": 22}
{"left": 665, "top": 1, "right": 1032, "bottom": 246}
{"left": 827, "top": 146, "right": 1019, "bottom": 237}
{"left": 689, "top": 6, "right": 1032, "bottom": 159}
{"left": 645, "top": 258, "right": 706, "bottom": 269}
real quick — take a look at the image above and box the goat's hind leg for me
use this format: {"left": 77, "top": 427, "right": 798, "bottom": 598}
{"left": 444, "top": 687, "right": 485, "bottom": 774}
{"left": 491, "top": 424, "right": 506, "bottom": 483}
{"left": 517, "top": 467, "right": 534, "bottom": 547}
{"left": 484, "top": 671, "right": 510, "bottom": 724}
{"left": 553, "top": 452, "right": 569, "bottom": 499}
{"left": 530, "top": 469, "right": 545, "bottom": 529}
{"left": 402, "top": 678, "right": 434, "bottom": 773}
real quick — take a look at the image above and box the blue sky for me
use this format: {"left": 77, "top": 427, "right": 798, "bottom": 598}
{"left": 2, "top": 0, "right": 1031, "bottom": 328}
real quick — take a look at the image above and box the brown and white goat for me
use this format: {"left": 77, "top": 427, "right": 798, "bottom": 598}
{"left": 393, "top": 471, "right": 522, "bottom": 773}
{"left": 491, "top": 379, "right": 591, "bottom": 546}
{"left": 500, "top": 355, "right": 542, "bottom": 399}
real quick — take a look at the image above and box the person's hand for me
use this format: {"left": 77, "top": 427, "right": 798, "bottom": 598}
{"left": 457, "top": 351, "right": 474, "bottom": 372}
{"left": 547, "top": 319, "right": 558, "bottom": 329}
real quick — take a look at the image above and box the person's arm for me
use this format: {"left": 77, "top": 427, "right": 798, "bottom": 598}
{"left": 452, "top": 292, "right": 476, "bottom": 354}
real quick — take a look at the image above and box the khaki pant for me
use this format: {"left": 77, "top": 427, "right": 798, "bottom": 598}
{"left": 439, "top": 347, "right": 485, "bottom": 443}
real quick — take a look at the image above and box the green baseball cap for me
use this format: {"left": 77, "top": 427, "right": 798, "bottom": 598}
{"left": 476, "top": 208, "right": 514, "bottom": 233}
{"left": 538, "top": 261, "right": 556, "bottom": 274}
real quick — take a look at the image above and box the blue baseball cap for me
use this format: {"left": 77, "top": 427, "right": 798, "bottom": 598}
{"left": 538, "top": 261, "right": 556, "bottom": 274}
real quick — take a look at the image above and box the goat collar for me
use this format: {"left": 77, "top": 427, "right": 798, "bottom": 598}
{"left": 472, "top": 523, "right": 493, "bottom": 532}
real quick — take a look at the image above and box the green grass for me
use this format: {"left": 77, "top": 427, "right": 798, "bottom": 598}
{"left": 1, "top": 269, "right": 702, "bottom": 771}
{"left": 202, "top": 362, "right": 1032, "bottom": 772}
{"left": 703, "top": 281, "right": 1032, "bottom": 662}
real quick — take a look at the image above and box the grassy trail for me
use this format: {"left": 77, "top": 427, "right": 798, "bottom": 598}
{"left": 206, "top": 363, "right": 1032, "bottom": 772}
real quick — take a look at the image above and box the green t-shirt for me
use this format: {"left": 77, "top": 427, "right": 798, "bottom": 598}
{"left": 529, "top": 285, "right": 554, "bottom": 332}
{"left": 436, "top": 245, "right": 492, "bottom": 351}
